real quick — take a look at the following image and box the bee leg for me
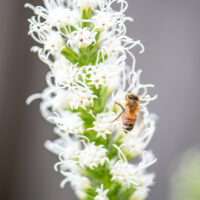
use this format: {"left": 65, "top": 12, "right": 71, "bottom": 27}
{"left": 114, "top": 101, "right": 125, "bottom": 111}
{"left": 111, "top": 111, "right": 124, "bottom": 123}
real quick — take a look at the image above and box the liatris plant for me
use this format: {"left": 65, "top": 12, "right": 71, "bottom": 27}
{"left": 25, "top": 0, "right": 157, "bottom": 199}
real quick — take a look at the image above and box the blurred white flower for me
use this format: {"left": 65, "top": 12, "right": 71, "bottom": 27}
{"left": 50, "top": 111, "right": 84, "bottom": 134}
{"left": 111, "top": 151, "right": 156, "bottom": 188}
{"left": 89, "top": 112, "right": 117, "bottom": 139}
{"left": 85, "top": 58, "right": 124, "bottom": 89}
{"left": 68, "top": 86, "right": 97, "bottom": 110}
{"left": 101, "top": 35, "right": 122, "bottom": 56}
{"left": 52, "top": 56, "right": 80, "bottom": 87}
{"left": 95, "top": 184, "right": 109, "bottom": 200}
{"left": 121, "top": 115, "right": 156, "bottom": 157}
{"left": 47, "top": 8, "right": 79, "bottom": 27}
{"left": 93, "top": 11, "right": 115, "bottom": 31}
{"left": 78, "top": 142, "right": 109, "bottom": 169}
{"left": 69, "top": 28, "right": 97, "bottom": 48}
{"left": 111, "top": 160, "right": 139, "bottom": 187}
{"left": 130, "top": 187, "right": 149, "bottom": 200}
{"left": 25, "top": 2, "right": 79, "bottom": 28}
{"left": 74, "top": 0, "right": 100, "bottom": 9}
{"left": 44, "top": 31, "right": 64, "bottom": 53}
{"left": 130, "top": 173, "right": 155, "bottom": 200}
{"left": 44, "top": 137, "right": 81, "bottom": 160}
{"left": 60, "top": 171, "right": 91, "bottom": 196}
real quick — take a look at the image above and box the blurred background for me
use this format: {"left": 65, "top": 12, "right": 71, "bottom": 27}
{"left": 0, "top": 0, "right": 200, "bottom": 200}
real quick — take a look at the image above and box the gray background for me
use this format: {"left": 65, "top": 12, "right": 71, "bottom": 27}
{"left": 0, "top": 0, "right": 200, "bottom": 199}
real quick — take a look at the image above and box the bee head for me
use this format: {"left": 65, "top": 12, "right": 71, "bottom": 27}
{"left": 125, "top": 93, "right": 139, "bottom": 101}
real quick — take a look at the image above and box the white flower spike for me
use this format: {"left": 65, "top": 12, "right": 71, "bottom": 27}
{"left": 26, "top": 0, "right": 157, "bottom": 199}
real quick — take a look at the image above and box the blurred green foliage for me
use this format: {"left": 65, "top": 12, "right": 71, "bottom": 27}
{"left": 171, "top": 148, "right": 200, "bottom": 200}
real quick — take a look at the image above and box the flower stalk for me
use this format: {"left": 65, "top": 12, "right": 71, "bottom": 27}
{"left": 25, "top": 0, "right": 157, "bottom": 199}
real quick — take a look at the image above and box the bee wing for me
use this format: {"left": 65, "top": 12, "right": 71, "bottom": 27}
{"left": 134, "top": 111, "right": 145, "bottom": 136}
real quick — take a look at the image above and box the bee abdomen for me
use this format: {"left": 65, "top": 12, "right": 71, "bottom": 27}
{"left": 123, "top": 123, "right": 134, "bottom": 131}
{"left": 123, "top": 117, "right": 136, "bottom": 124}
{"left": 122, "top": 118, "right": 137, "bottom": 131}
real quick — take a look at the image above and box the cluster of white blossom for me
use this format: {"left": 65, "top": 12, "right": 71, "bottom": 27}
{"left": 26, "top": 0, "right": 157, "bottom": 199}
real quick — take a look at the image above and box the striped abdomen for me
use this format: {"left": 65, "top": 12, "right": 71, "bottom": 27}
{"left": 122, "top": 107, "right": 137, "bottom": 132}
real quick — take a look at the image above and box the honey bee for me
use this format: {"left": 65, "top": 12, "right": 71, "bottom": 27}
{"left": 113, "top": 93, "right": 140, "bottom": 133}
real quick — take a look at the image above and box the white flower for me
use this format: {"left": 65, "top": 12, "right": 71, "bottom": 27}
{"left": 98, "top": 0, "right": 128, "bottom": 14}
{"left": 100, "top": 33, "right": 144, "bottom": 58}
{"left": 121, "top": 134, "right": 145, "bottom": 158}
{"left": 69, "top": 173, "right": 91, "bottom": 199}
{"left": 106, "top": 72, "right": 121, "bottom": 91}
{"left": 90, "top": 112, "right": 116, "bottom": 139}
{"left": 86, "top": 64, "right": 118, "bottom": 89}
{"left": 78, "top": 142, "right": 108, "bottom": 168}
{"left": 53, "top": 56, "right": 80, "bottom": 87}
{"left": 42, "top": 84, "right": 96, "bottom": 112}
{"left": 130, "top": 187, "right": 148, "bottom": 200}
{"left": 85, "top": 56, "right": 125, "bottom": 89}
{"left": 44, "top": 31, "right": 64, "bottom": 53}
{"left": 74, "top": 0, "right": 100, "bottom": 9}
{"left": 69, "top": 86, "right": 97, "bottom": 110}
{"left": 47, "top": 7, "right": 79, "bottom": 27}
{"left": 102, "top": 35, "right": 122, "bottom": 56}
{"left": 44, "top": 137, "right": 81, "bottom": 160}
{"left": 64, "top": 172, "right": 90, "bottom": 190}
{"left": 60, "top": 171, "right": 91, "bottom": 198}
{"left": 110, "top": 160, "right": 139, "bottom": 187}
{"left": 45, "top": 136, "right": 81, "bottom": 172}
{"left": 95, "top": 184, "right": 109, "bottom": 200}
{"left": 69, "top": 28, "right": 97, "bottom": 48}
{"left": 87, "top": 65, "right": 109, "bottom": 89}
{"left": 121, "top": 115, "right": 156, "bottom": 157}
{"left": 25, "top": 2, "right": 79, "bottom": 28}
{"left": 50, "top": 111, "right": 84, "bottom": 134}
{"left": 110, "top": 151, "right": 156, "bottom": 188}
{"left": 138, "top": 151, "right": 157, "bottom": 170}
{"left": 93, "top": 11, "right": 115, "bottom": 31}
{"left": 51, "top": 89, "right": 71, "bottom": 110}
{"left": 130, "top": 173, "right": 155, "bottom": 200}
{"left": 45, "top": 85, "right": 96, "bottom": 111}
{"left": 125, "top": 70, "right": 157, "bottom": 108}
